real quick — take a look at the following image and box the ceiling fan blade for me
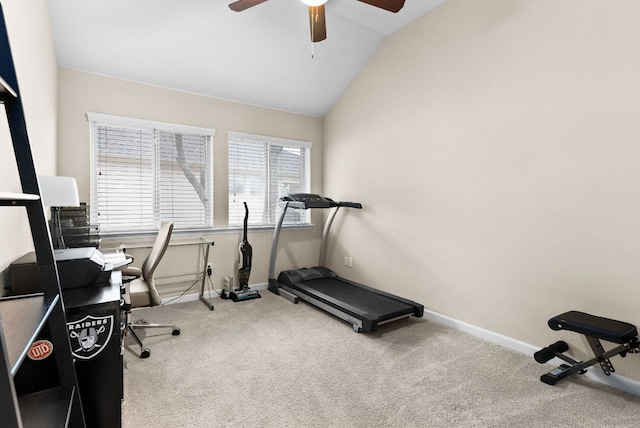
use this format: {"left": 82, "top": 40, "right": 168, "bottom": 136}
{"left": 308, "top": 5, "right": 327, "bottom": 43}
{"left": 229, "top": 0, "right": 269, "bottom": 12}
{"left": 357, "top": 0, "right": 405, "bottom": 13}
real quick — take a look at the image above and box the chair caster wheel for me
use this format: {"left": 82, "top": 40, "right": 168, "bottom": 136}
{"left": 172, "top": 328, "right": 181, "bottom": 335}
{"left": 140, "top": 349, "right": 150, "bottom": 359}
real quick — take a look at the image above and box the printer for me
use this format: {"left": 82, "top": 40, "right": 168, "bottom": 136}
{"left": 8, "top": 247, "right": 112, "bottom": 295}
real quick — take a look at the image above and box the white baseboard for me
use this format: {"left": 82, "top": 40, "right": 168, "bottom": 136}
{"left": 422, "top": 308, "right": 640, "bottom": 397}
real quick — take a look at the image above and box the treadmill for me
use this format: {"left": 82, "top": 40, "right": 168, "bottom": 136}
{"left": 268, "top": 193, "right": 424, "bottom": 333}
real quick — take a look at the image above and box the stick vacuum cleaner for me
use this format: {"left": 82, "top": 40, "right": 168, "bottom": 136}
{"left": 230, "top": 202, "right": 261, "bottom": 302}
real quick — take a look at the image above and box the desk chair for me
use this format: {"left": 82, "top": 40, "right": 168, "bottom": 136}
{"left": 122, "top": 221, "right": 180, "bottom": 358}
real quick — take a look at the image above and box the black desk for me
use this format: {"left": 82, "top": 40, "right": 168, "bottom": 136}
{"left": 64, "top": 270, "right": 123, "bottom": 428}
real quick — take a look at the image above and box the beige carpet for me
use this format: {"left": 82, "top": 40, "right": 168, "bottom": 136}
{"left": 122, "top": 293, "right": 640, "bottom": 427}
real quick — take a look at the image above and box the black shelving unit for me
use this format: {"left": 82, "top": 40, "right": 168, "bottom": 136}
{"left": 0, "top": 4, "right": 85, "bottom": 427}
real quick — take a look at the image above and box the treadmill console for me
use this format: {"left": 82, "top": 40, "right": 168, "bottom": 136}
{"left": 279, "top": 193, "right": 338, "bottom": 209}
{"left": 280, "top": 193, "right": 334, "bottom": 203}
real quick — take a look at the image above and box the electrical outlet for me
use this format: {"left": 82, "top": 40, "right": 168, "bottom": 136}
{"left": 348, "top": 257, "right": 353, "bottom": 268}
{"left": 344, "top": 256, "right": 349, "bottom": 266}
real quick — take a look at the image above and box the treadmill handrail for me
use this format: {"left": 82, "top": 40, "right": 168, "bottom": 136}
{"left": 338, "top": 201, "right": 362, "bottom": 209}
{"left": 319, "top": 206, "right": 340, "bottom": 267}
{"left": 319, "top": 202, "right": 362, "bottom": 266}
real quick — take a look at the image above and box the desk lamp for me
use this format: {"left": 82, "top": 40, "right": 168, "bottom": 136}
{"left": 38, "top": 175, "right": 80, "bottom": 248}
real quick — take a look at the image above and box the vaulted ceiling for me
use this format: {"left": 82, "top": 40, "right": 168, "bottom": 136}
{"left": 47, "top": 0, "right": 444, "bottom": 117}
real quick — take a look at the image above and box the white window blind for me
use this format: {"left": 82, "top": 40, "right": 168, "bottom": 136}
{"left": 228, "top": 132, "right": 311, "bottom": 227}
{"left": 89, "top": 113, "right": 214, "bottom": 233}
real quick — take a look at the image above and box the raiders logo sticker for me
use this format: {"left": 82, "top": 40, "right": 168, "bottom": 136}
{"left": 67, "top": 314, "right": 114, "bottom": 360}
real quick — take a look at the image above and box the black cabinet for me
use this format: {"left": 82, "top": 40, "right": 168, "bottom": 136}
{"left": 64, "top": 273, "right": 123, "bottom": 428}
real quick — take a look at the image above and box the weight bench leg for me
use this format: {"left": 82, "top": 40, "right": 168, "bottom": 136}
{"left": 585, "top": 335, "right": 615, "bottom": 376}
{"left": 537, "top": 341, "right": 632, "bottom": 385}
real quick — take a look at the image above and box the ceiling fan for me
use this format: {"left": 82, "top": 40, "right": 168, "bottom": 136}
{"left": 228, "top": 0, "right": 405, "bottom": 43}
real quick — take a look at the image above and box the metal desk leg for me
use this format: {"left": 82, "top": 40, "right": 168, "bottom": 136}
{"left": 198, "top": 241, "right": 215, "bottom": 310}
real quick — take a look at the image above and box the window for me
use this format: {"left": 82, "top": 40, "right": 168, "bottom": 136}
{"left": 88, "top": 113, "right": 214, "bottom": 234}
{"left": 228, "top": 132, "right": 311, "bottom": 227}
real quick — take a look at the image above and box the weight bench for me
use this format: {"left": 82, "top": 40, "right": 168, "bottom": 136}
{"left": 534, "top": 311, "right": 639, "bottom": 385}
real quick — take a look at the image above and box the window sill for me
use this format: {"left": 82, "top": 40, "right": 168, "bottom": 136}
{"left": 99, "top": 224, "right": 313, "bottom": 249}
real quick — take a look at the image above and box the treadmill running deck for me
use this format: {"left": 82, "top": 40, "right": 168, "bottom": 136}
{"left": 278, "top": 266, "right": 423, "bottom": 332}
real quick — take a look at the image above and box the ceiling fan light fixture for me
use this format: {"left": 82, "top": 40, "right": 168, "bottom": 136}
{"left": 301, "top": 0, "right": 328, "bottom": 6}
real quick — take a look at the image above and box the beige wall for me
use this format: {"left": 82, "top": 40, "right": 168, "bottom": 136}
{"left": 57, "top": 69, "right": 324, "bottom": 292}
{"left": 0, "top": 0, "right": 58, "bottom": 291}
{"left": 324, "top": 0, "right": 640, "bottom": 381}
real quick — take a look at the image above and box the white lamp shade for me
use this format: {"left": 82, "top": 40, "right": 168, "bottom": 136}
{"left": 38, "top": 175, "right": 80, "bottom": 207}
{"left": 301, "top": 0, "right": 328, "bottom": 6}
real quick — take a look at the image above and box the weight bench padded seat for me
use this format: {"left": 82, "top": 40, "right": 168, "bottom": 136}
{"left": 548, "top": 311, "right": 638, "bottom": 344}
